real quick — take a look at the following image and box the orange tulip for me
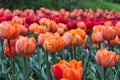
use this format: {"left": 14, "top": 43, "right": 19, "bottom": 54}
{"left": 29, "top": 23, "right": 47, "bottom": 35}
{"left": 95, "top": 49, "right": 119, "bottom": 67}
{"left": 0, "top": 21, "right": 20, "bottom": 39}
{"left": 77, "top": 22, "right": 86, "bottom": 31}
{"left": 57, "top": 23, "right": 68, "bottom": 35}
{"left": 15, "top": 36, "right": 37, "bottom": 58}
{"left": 46, "top": 20, "right": 57, "bottom": 33}
{"left": 38, "top": 32, "right": 52, "bottom": 46}
{"left": 12, "top": 16, "right": 26, "bottom": 25}
{"left": 102, "top": 26, "right": 117, "bottom": 41}
{"left": 52, "top": 59, "right": 83, "bottom": 80}
{"left": 4, "top": 47, "right": 16, "bottom": 59}
{"left": 19, "top": 25, "right": 28, "bottom": 36}
{"left": 43, "top": 33, "right": 64, "bottom": 52}
{"left": 4, "top": 36, "right": 22, "bottom": 58}
{"left": 93, "top": 25, "right": 104, "bottom": 33}
{"left": 104, "top": 37, "right": 118, "bottom": 46}
{"left": 57, "top": 28, "right": 65, "bottom": 35}
{"left": 116, "top": 22, "right": 120, "bottom": 38}
{"left": 62, "top": 32, "right": 72, "bottom": 48}
{"left": 92, "top": 31, "right": 103, "bottom": 43}
{"left": 116, "top": 36, "right": 120, "bottom": 45}
{"left": 39, "top": 18, "right": 50, "bottom": 25}
{"left": 104, "top": 21, "right": 113, "bottom": 26}
{"left": 57, "top": 23, "right": 68, "bottom": 31}
{"left": 70, "top": 28, "right": 87, "bottom": 46}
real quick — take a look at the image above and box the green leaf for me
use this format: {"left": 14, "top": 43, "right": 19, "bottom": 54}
{"left": 114, "top": 67, "right": 120, "bottom": 80}
{"left": 31, "top": 66, "right": 45, "bottom": 80}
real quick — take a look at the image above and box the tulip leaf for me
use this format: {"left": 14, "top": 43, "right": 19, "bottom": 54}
{"left": 31, "top": 66, "right": 46, "bottom": 80}
{"left": 114, "top": 67, "right": 120, "bottom": 80}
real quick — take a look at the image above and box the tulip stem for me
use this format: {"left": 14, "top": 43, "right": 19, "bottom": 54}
{"left": 45, "top": 51, "right": 50, "bottom": 80}
{"left": 52, "top": 53, "right": 56, "bottom": 65}
{"left": 0, "top": 38, "right": 3, "bottom": 54}
{"left": 73, "top": 46, "right": 76, "bottom": 59}
{"left": 69, "top": 48, "right": 73, "bottom": 60}
{"left": 24, "top": 58, "right": 29, "bottom": 80}
{"left": 8, "top": 39, "right": 15, "bottom": 80}
{"left": 98, "top": 43, "right": 101, "bottom": 49}
{"left": 108, "top": 41, "right": 111, "bottom": 50}
{"left": 104, "top": 67, "right": 107, "bottom": 80}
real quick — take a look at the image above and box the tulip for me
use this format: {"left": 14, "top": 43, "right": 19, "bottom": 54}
{"left": 4, "top": 37, "right": 20, "bottom": 59}
{"left": 93, "top": 25, "right": 104, "bottom": 33}
{"left": 42, "top": 33, "right": 64, "bottom": 52}
{"left": 38, "top": 32, "right": 52, "bottom": 46}
{"left": 12, "top": 16, "right": 26, "bottom": 25}
{"left": 57, "top": 23, "right": 67, "bottom": 31}
{"left": 77, "top": 21, "right": 86, "bottom": 31}
{"left": 15, "top": 36, "right": 37, "bottom": 58}
{"left": 116, "top": 22, "right": 120, "bottom": 38}
{"left": 19, "top": 25, "right": 28, "bottom": 36}
{"left": 46, "top": 20, "right": 57, "bottom": 33}
{"left": 29, "top": 23, "right": 47, "bottom": 35}
{"left": 62, "top": 32, "right": 72, "bottom": 48}
{"left": 0, "top": 21, "right": 20, "bottom": 39}
{"left": 39, "top": 18, "right": 50, "bottom": 25}
{"left": 92, "top": 31, "right": 103, "bottom": 43}
{"left": 102, "top": 25, "right": 117, "bottom": 41}
{"left": 52, "top": 59, "right": 83, "bottom": 80}
{"left": 95, "top": 48, "right": 119, "bottom": 67}
{"left": 70, "top": 28, "right": 87, "bottom": 46}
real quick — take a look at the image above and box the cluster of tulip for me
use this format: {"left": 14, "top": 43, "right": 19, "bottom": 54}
{"left": 92, "top": 21, "right": 119, "bottom": 48}
{"left": 0, "top": 7, "right": 120, "bottom": 80}
{"left": 0, "top": 7, "right": 120, "bottom": 35}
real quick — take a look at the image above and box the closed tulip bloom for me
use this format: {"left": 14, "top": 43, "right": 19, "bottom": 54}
{"left": 57, "top": 23, "right": 68, "bottom": 31}
{"left": 46, "top": 20, "right": 57, "bottom": 33}
{"left": 92, "top": 31, "right": 103, "bottom": 43}
{"left": 52, "top": 59, "right": 83, "bottom": 80}
{"left": 4, "top": 47, "right": 16, "bottom": 59}
{"left": 70, "top": 29, "right": 87, "bottom": 46}
{"left": 77, "top": 21, "right": 86, "bottom": 31}
{"left": 0, "top": 21, "right": 20, "bottom": 39}
{"left": 16, "top": 37, "right": 37, "bottom": 58}
{"left": 4, "top": 36, "right": 22, "bottom": 58}
{"left": 93, "top": 25, "right": 104, "bottom": 33}
{"left": 29, "top": 23, "right": 47, "bottom": 35}
{"left": 4, "top": 39, "right": 16, "bottom": 58}
{"left": 38, "top": 32, "right": 52, "bottom": 46}
{"left": 102, "top": 26, "right": 117, "bottom": 41}
{"left": 116, "top": 22, "right": 120, "bottom": 38}
{"left": 39, "top": 18, "right": 50, "bottom": 25}
{"left": 104, "top": 21, "right": 113, "bottom": 26}
{"left": 62, "top": 32, "right": 72, "bottom": 48}
{"left": 95, "top": 49, "right": 119, "bottom": 67}
{"left": 12, "top": 16, "right": 26, "bottom": 25}
{"left": 57, "top": 28, "right": 65, "bottom": 35}
{"left": 19, "top": 25, "right": 28, "bottom": 36}
{"left": 43, "top": 33, "right": 64, "bottom": 52}
{"left": 104, "top": 37, "right": 118, "bottom": 46}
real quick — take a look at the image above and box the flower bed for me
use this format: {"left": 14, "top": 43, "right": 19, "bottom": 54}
{"left": 0, "top": 7, "right": 120, "bottom": 80}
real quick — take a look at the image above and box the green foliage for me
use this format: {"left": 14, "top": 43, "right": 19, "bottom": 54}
{"left": 1, "top": 0, "right": 120, "bottom": 12}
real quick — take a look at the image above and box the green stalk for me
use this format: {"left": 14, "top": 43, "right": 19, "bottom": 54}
{"left": 24, "top": 58, "right": 29, "bottom": 80}
{"left": 45, "top": 51, "right": 50, "bottom": 80}
{"left": 8, "top": 39, "right": 15, "bottom": 80}
{"left": 73, "top": 46, "right": 76, "bottom": 59}
{"left": 98, "top": 42, "right": 101, "bottom": 49}
{"left": 108, "top": 40, "right": 111, "bottom": 51}
{"left": 104, "top": 67, "right": 107, "bottom": 80}
{"left": 51, "top": 53, "right": 56, "bottom": 65}
{"left": 69, "top": 48, "right": 73, "bottom": 60}
{"left": 0, "top": 38, "right": 3, "bottom": 53}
